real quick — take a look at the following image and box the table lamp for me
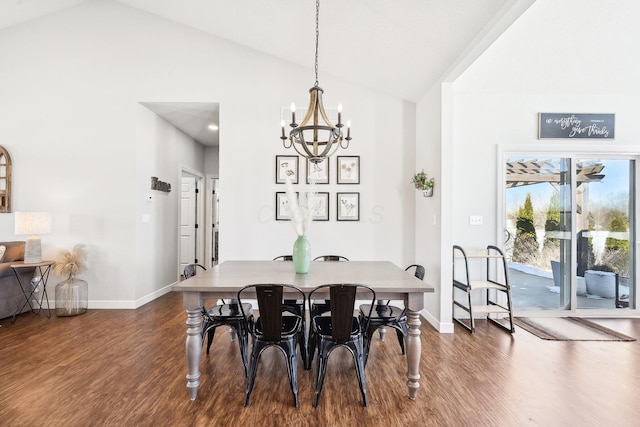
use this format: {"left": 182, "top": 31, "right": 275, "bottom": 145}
{"left": 14, "top": 212, "right": 52, "bottom": 263}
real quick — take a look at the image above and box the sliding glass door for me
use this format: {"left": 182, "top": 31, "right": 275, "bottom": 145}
{"left": 504, "top": 156, "right": 635, "bottom": 312}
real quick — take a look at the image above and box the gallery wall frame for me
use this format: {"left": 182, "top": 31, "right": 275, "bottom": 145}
{"left": 337, "top": 192, "right": 359, "bottom": 221}
{"left": 275, "top": 191, "right": 297, "bottom": 220}
{"left": 310, "top": 192, "right": 329, "bottom": 221}
{"left": 337, "top": 156, "right": 360, "bottom": 184}
{"left": 306, "top": 158, "right": 329, "bottom": 184}
{"left": 276, "top": 155, "right": 299, "bottom": 184}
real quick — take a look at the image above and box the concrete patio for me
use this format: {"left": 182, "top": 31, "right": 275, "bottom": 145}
{"left": 509, "top": 267, "right": 628, "bottom": 311}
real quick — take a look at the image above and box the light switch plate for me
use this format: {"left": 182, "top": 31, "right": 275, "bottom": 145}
{"left": 469, "top": 215, "right": 483, "bottom": 226}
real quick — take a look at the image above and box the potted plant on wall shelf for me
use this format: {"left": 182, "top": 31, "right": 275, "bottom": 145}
{"left": 412, "top": 170, "right": 434, "bottom": 197}
{"left": 53, "top": 244, "right": 88, "bottom": 316}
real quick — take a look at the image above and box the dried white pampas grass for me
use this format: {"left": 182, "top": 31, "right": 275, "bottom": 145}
{"left": 53, "top": 244, "right": 87, "bottom": 278}
{"left": 285, "top": 176, "right": 315, "bottom": 236}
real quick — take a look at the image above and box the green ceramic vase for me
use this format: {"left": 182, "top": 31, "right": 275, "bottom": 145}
{"left": 293, "top": 235, "right": 311, "bottom": 274}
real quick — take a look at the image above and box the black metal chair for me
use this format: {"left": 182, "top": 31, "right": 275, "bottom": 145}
{"left": 273, "top": 255, "right": 306, "bottom": 347}
{"left": 306, "top": 255, "right": 351, "bottom": 368}
{"left": 201, "top": 303, "right": 253, "bottom": 377}
{"left": 313, "top": 255, "right": 349, "bottom": 262}
{"left": 183, "top": 263, "right": 206, "bottom": 279}
{"left": 238, "top": 284, "right": 306, "bottom": 407}
{"left": 188, "top": 264, "right": 253, "bottom": 377}
{"left": 359, "top": 264, "right": 425, "bottom": 365}
{"left": 310, "top": 255, "right": 349, "bottom": 318}
{"left": 308, "top": 283, "right": 376, "bottom": 407}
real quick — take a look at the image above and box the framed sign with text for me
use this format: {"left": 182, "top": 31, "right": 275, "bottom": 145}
{"left": 538, "top": 113, "right": 614, "bottom": 139}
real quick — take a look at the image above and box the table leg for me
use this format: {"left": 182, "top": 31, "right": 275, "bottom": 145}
{"left": 405, "top": 309, "right": 421, "bottom": 400}
{"left": 185, "top": 307, "right": 202, "bottom": 400}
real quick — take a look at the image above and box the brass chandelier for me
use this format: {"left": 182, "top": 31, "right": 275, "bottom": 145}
{"left": 280, "top": 0, "right": 351, "bottom": 164}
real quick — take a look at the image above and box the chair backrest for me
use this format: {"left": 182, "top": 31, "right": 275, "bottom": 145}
{"left": 405, "top": 264, "right": 425, "bottom": 280}
{"left": 183, "top": 263, "right": 206, "bottom": 279}
{"left": 238, "top": 284, "right": 305, "bottom": 341}
{"left": 273, "top": 255, "right": 293, "bottom": 261}
{"left": 313, "top": 255, "right": 349, "bottom": 262}
{"left": 309, "top": 284, "right": 375, "bottom": 341}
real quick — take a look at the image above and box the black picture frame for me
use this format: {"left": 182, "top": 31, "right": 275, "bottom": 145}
{"left": 337, "top": 192, "right": 359, "bottom": 221}
{"left": 276, "top": 155, "right": 299, "bottom": 184}
{"left": 337, "top": 156, "right": 360, "bottom": 184}
{"left": 306, "top": 158, "right": 330, "bottom": 184}
{"left": 310, "top": 192, "right": 329, "bottom": 221}
{"left": 275, "top": 191, "right": 297, "bottom": 220}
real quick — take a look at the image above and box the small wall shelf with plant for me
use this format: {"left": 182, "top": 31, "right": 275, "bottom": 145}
{"left": 412, "top": 170, "right": 434, "bottom": 197}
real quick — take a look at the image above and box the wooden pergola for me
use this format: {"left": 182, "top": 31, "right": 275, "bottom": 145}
{"left": 506, "top": 159, "right": 605, "bottom": 188}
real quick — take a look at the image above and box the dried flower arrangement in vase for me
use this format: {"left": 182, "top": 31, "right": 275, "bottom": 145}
{"left": 53, "top": 244, "right": 88, "bottom": 316}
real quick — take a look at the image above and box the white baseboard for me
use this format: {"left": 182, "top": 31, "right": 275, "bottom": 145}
{"left": 46, "top": 282, "right": 178, "bottom": 310}
{"left": 422, "top": 309, "right": 455, "bottom": 333}
{"left": 134, "top": 282, "right": 176, "bottom": 308}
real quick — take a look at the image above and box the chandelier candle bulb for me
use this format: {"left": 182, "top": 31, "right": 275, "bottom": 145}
{"left": 281, "top": 120, "right": 286, "bottom": 138}
{"left": 290, "top": 102, "right": 296, "bottom": 124}
{"left": 337, "top": 103, "right": 342, "bottom": 125}
{"left": 346, "top": 120, "right": 351, "bottom": 139}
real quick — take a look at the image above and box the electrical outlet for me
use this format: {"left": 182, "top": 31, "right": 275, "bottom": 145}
{"left": 469, "top": 215, "right": 483, "bottom": 226}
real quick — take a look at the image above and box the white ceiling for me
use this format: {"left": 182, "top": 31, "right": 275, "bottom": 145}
{"left": 0, "top": 0, "right": 517, "bottom": 145}
{"left": 141, "top": 102, "right": 220, "bottom": 146}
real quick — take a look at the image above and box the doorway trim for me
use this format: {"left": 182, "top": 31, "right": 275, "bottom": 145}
{"left": 179, "top": 166, "right": 205, "bottom": 279}
{"left": 205, "top": 174, "right": 219, "bottom": 268}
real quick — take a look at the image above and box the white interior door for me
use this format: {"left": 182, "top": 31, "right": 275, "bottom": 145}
{"left": 180, "top": 175, "right": 197, "bottom": 274}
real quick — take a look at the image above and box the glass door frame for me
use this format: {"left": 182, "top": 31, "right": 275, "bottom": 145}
{"left": 498, "top": 145, "right": 638, "bottom": 317}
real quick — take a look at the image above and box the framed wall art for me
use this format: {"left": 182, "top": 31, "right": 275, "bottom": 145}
{"left": 276, "top": 155, "right": 299, "bottom": 184}
{"left": 337, "top": 155, "right": 360, "bottom": 184}
{"left": 306, "top": 158, "right": 329, "bottom": 184}
{"left": 310, "top": 192, "right": 329, "bottom": 221}
{"left": 275, "top": 191, "right": 296, "bottom": 220}
{"left": 337, "top": 192, "right": 359, "bottom": 221}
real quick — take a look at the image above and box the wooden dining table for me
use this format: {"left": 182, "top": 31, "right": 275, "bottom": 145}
{"left": 172, "top": 260, "right": 434, "bottom": 401}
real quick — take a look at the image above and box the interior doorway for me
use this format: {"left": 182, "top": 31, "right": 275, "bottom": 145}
{"left": 179, "top": 169, "right": 204, "bottom": 277}
{"left": 206, "top": 176, "right": 219, "bottom": 267}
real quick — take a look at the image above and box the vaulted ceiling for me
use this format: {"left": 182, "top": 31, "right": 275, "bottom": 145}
{"left": 0, "top": 0, "right": 528, "bottom": 145}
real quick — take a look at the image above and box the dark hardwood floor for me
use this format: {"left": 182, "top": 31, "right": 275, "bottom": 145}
{"left": 1, "top": 292, "right": 639, "bottom": 426}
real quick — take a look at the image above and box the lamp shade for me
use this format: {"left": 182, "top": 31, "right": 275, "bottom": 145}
{"left": 15, "top": 212, "right": 52, "bottom": 263}
{"left": 14, "top": 212, "right": 52, "bottom": 235}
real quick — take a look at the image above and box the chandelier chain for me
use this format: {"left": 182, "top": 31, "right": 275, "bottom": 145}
{"left": 314, "top": 0, "right": 319, "bottom": 87}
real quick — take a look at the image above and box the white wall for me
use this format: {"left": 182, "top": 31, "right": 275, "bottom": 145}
{"left": 204, "top": 146, "right": 219, "bottom": 177}
{"left": 135, "top": 105, "right": 205, "bottom": 302}
{"left": 427, "top": 0, "right": 640, "bottom": 327}
{"left": 415, "top": 83, "right": 446, "bottom": 330}
{"left": 0, "top": 0, "right": 417, "bottom": 308}
{"left": 453, "top": 0, "right": 640, "bottom": 244}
